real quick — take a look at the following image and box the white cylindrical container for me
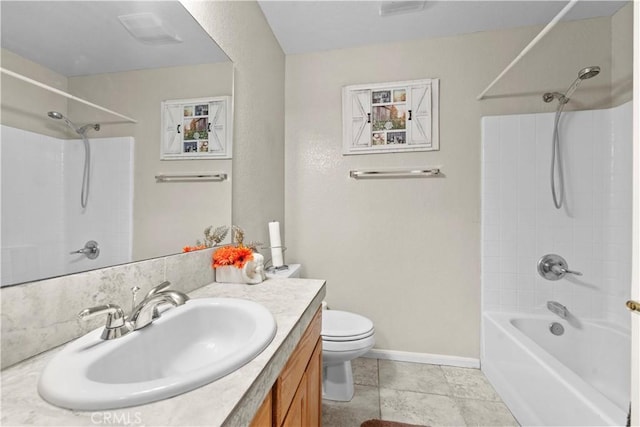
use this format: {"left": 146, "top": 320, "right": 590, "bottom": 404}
{"left": 268, "top": 221, "right": 284, "bottom": 267}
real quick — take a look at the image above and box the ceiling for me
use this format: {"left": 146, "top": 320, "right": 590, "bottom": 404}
{"left": 0, "top": 1, "right": 230, "bottom": 77}
{"left": 258, "top": 0, "right": 629, "bottom": 55}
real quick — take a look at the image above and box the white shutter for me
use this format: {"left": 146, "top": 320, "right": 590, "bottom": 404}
{"left": 207, "top": 100, "right": 226, "bottom": 152}
{"left": 409, "top": 83, "right": 431, "bottom": 146}
{"left": 349, "top": 89, "right": 372, "bottom": 148}
{"left": 163, "top": 103, "right": 182, "bottom": 154}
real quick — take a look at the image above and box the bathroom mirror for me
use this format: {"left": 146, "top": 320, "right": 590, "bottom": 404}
{"left": 0, "top": 1, "right": 233, "bottom": 287}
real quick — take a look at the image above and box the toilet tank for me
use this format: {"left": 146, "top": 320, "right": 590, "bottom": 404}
{"left": 265, "top": 264, "right": 301, "bottom": 279}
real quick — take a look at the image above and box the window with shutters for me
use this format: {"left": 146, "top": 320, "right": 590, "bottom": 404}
{"left": 160, "top": 96, "right": 232, "bottom": 160}
{"left": 342, "top": 79, "right": 439, "bottom": 155}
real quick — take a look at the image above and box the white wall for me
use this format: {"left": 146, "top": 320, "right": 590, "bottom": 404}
{"left": 481, "top": 102, "right": 632, "bottom": 329}
{"left": 1, "top": 125, "right": 133, "bottom": 285}
{"left": 182, "top": 0, "right": 286, "bottom": 247}
{"left": 1, "top": 126, "right": 65, "bottom": 284}
{"left": 63, "top": 136, "right": 134, "bottom": 276}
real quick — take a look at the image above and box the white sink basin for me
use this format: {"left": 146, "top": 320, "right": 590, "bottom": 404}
{"left": 38, "top": 298, "right": 277, "bottom": 410}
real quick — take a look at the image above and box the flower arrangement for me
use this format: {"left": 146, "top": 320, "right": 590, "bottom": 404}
{"left": 182, "top": 244, "right": 206, "bottom": 252}
{"left": 183, "top": 225, "right": 229, "bottom": 253}
{"left": 212, "top": 245, "right": 254, "bottom": 269}
{"left": 209, "top": 225, "right": 266, "bottom": 284}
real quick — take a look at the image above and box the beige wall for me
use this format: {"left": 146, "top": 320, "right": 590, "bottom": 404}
{"left": 284, "top": 14, "right": 628, "bottom": 358}
{"left": 182, "top": 1, "right": 286, "bottom": 247}
{"left": 612, "top": 2, "right": 634, "bottom": 106}
{"left": 1, "top": 48, "right": 69, "bottom": 138}
{"left": 68, "top": 63, "right": 233, "bottom": 260}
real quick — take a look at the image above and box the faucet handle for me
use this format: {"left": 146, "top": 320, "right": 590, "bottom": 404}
{"left": 538, "top": 254, "right": 582, "bottom": 280}
{"left": 78, "top": 304, "right": 131, "bottom": 340}
{"left": 560, "top": 267, "right": 582, "bottom": 276}
{"left": 144, "top": 281, "right": 171, "bottom": 299}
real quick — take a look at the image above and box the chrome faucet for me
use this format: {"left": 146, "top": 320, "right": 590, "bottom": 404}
{"left": 547, "top": 301, "right": 568, "bottom": 319}
{"left": 78, "top": 281, "right": 189, "bottom": 339}
{"left": 128, "top": 289, "right": 189, "bottom": 330}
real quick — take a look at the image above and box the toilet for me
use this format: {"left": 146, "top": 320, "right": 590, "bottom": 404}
{"left": 266, "top": 264, "right": 375, "bottom": 402}
{"left": 321, "top": 309, "right": 375, "bottom": 401}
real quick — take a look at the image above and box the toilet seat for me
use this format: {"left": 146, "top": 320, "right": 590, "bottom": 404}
{"left": 322, "top": 310, "right": 374, "bottom": 342}
{"left": 322, "top": 334, "right": 375, "bottom": 353}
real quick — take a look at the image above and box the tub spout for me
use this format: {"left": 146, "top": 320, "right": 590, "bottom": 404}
{"left": 547, "top": 301, "right": 568, "bottom": 319}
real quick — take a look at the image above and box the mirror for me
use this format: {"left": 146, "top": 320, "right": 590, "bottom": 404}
{"left": 0, "top": 1, "right": 233, "bottom": 287}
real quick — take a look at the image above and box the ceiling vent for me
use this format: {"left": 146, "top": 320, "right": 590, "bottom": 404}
{"left": 118, "top": 13, "right": 182, "bottom": 45}
{"left": 379, "top": 1, "right": 426, "bottom": 17}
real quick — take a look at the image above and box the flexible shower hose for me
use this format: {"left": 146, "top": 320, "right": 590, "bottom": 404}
{"left": 80, "top": 135, "right": 91, "bottom": 209}
{"left": 550, "top": 102, "right": 566, "bottom": 209}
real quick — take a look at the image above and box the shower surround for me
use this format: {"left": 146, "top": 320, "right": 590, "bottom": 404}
{"left": 480, "top": 101, "right": 632, "bottom": 426}
{"left": 1, "top": 125, "right": 133, "bottom": 286}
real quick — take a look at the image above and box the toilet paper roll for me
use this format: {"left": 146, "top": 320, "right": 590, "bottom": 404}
{"left": 268, "top": 221, "right": 284, "bottom": 267}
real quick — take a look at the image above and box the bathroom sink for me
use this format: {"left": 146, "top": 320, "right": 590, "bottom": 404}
{"left": 38, "top": 298, "right": 277, "bottom": 410}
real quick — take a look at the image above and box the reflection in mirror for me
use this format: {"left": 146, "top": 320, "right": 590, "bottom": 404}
{"left": 0, "top": 1, "right": 233, "bottom": 287}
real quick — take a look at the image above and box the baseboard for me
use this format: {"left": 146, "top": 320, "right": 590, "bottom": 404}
{"left": 362, "top": 348, "right": 480, "bottom": 369}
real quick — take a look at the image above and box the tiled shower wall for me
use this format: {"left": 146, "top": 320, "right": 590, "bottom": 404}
{"left": 1, "top": 125, "right": 133, "bottom": 285}
{"left": 481, "top": 102, "right": 632, "bottom": 329}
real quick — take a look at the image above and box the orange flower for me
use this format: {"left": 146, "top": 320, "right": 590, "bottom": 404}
{"left": 183, "top": 244, "right": 206, "bottom": 253}
{"left": 212, "top": 245, "right": 254, "bottom": 269}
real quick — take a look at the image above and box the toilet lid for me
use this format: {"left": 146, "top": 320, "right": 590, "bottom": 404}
{"left": 322, "top": 310, "right": 374, "bottom": 341}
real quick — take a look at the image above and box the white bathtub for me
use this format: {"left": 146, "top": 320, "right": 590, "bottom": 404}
{"left": 482, "top": 312, "right": 630, "bottom": 426}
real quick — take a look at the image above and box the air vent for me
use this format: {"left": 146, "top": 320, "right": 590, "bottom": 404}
{"left": 379, "top": 1, "right": 426, "bottom": 17}
{"left": 118, "top": 13, "right": 182, "bottom": 45}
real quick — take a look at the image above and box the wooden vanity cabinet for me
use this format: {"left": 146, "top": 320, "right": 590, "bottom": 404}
{"left": 251, "top": 308, "right": 322, "bottom": 427}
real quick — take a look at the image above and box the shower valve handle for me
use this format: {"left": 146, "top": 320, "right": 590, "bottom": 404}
{"left": 554, "top": 266, "right": 582, "bottom": 277}
{"left": 537, "top": 254, "right": 581, "bottom": 281}
{"left": 70, "top": 240, "right": 100, "bottom": 260}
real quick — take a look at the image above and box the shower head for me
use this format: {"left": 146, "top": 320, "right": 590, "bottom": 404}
{"left": 578, "top": 66, "right": 600, "bottom": 80}
{"left": 47, "top": 111, "right": 64, "bottom": 120}
{"left": 46, "top": 111, "right": 100, "bottom": 135}
{"left": 542, "top": 66, "right": 601, "bottom": 104}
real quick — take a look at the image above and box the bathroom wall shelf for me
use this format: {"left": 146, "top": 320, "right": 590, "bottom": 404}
{"left": 154, "top": 172, "right": 228, "bottom": 183}
{"left": 161, "top": 96, "right": 232, "bottom": 160}
{"left": 349, "top": 168, "right": 441, "bottom": 179}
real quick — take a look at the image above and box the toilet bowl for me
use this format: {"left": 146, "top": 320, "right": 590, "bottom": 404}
{"left": 321, "top": 310, "right": 375, "bottom": 402}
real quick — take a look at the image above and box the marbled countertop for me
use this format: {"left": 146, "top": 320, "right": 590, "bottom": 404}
{"left": 1, "top": 278, "right": 326, "bottom": 426}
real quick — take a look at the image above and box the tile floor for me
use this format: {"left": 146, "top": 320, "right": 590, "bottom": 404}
{"left": 322, "top": 358, "right": 519, "bottom": 427}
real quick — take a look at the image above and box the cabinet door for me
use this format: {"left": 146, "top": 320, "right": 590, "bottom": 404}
{"left": 274, "top": 310, "right": 322, "bottom": 425}
{"left": 408, "top": 83, "right": 432, "bottom": 147}
{"left": 282, "top": 372, "right": 307, "bottom": 427}
{"left": 207, "top": 99, "right": 227, "bottom": 153}
{"left": 250, "top": 390, "right": 272, "bottom": 427}
{"left": 344, "top": 89, "right": 372, "bottom": 149}
{"left": 306, "top": 340, "right": 322, "bottom": 427}
{"left": 162, "top": 103, "right": 182, "bottom": 155}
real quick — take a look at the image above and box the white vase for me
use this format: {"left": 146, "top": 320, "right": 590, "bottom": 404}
{"left": 215, "top": 253, "right": 266, "bottom": 284}
{"left": 215, "top": 266, "right": 245, "bottom": 284}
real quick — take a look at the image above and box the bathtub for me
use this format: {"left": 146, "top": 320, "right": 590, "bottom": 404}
{"left": 482, "top": 312, "right": 630, "bottom": 426}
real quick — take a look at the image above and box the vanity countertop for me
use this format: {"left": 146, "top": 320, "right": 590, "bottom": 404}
{"left": 0, "top": 277, "right": 326, "bottom": 426}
